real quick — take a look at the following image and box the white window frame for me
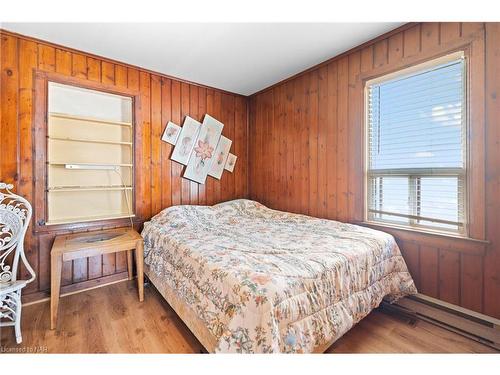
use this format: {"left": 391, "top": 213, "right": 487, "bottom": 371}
{"left": 364, "top": 51, "right": 468, "bottom": 236}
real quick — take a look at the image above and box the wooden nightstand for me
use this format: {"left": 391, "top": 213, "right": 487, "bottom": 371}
{"left": 50, "top": 227, "right": 144, "bottom": 330}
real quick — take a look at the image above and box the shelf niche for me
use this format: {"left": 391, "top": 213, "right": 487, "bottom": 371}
{"left": 46, "top": 82, "right": 134, "bottom": 225}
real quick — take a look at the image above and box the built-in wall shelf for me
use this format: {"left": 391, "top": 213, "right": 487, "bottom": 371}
{"left": 46, "top": 82, "right": 135, "bottom": 225}
{"left": 48, "top": 136, "right": 133, "bottom": 146}
{"left": 46, "top": 213, "right": 136, "bottom": 226}
{"left": 48, "top": 186, "right": 133, "bottom": 192}
{"left": 49, "top": 112, "right": 133, "bottom": 127}
{"left": 47, "top": 162, "right": 134, "bottom": 167}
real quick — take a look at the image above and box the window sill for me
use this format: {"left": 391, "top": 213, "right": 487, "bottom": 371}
{"left": 357, "top": 221, "right": 489, "bottom": 256}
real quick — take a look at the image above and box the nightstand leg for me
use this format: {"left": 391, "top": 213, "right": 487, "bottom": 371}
{"left": 135, "top": 240, "right": 144, "bottom": 302}
{"left": 50, "top": 253, "right": 63, "bottom": 330}
{"left": 126, "top": 249, "right": 133, "bottom": 280}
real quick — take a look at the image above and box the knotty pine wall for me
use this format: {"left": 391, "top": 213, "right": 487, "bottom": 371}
{"left": 249, "top": 23, "right": 500, "bottom": 319}
{"left": 0, "top": 30, "right": 248, "bottom": 301}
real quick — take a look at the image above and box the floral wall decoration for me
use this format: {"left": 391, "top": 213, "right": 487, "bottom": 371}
{"left": 224, "top": 153, "right": 237, "bottom": 173}
{"left": 161, "top": 114, "right": 235, "bottom": 185}
{"left": 208, "top": 136, "right": 232, "bottom": 180}
{"left": 162, "top": 121, "right": 181, "bottom": 145}
{"left": 170, "top": 116, "right": 201, "bottom": 165}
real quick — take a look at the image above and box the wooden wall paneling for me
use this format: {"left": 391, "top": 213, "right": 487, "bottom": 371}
{"left": 197, "top": 87, "right": 207, "bottom": 205}
{"left": 307, "top": 70, "right": 319, "bottom": 217}
{"left": 55, "top": 49, "right": 71, "bottom": 75}
{"left": 87, "top": 57, "right": 101, "bottom": 82}
{"left": 205, "top": 89, "right": 215, "bottom": 205}
{"left": 37, "top": 234, "right": 52, "bottom": 291}
{"left": 277, "top": 84, "right": 287, "bottom": 211}
{"left": 419, "top": 246, "right": 439, "bottom": 298}
{"left": 254, "top": 89, "right": 270, "bottom": 204}
{"left": 220, "top": 93, "right": 231, "bottom": 203}
{"left": 161, "top": 78, "right": 173, "bottom": 209}
{"left": 101, "top": 61, "right": 115, "bottom": 84}
{"left": 270, "top": 88, "right": 278, "bottom": 208}
{"left": 271, "top": 86, "right": 281, "bottom": 210}
{"left": 438, "top": 249, "right": 461, "bottom": 305}
{"left": 234, "top": 96, "right": 246, "bottom": 200}
{"left": 115, "top": 65, "right": 128, "bottom": 88}
{"left": 440, "top": 23, "right": 461, "bottom": 44}
{"left": 170, "top": 81, "right": 182, "bottom": 206}
{"left": 336, "top": 57, "right": 349, "bottom": 221}
{"left": 347, "top": 51, "right": 362, "bottom": 222}
{"left": 14, "top": 41, "right": 34, "bottom": 286}
{"left": 180, "top": 83, "right": 190, "bottom": 205}
{"left": 213, "top": 91, "right": 223, "bottom": 204}
{"left": 299, "top": 74, "right": 310, "bottom": 214}
{"left": 262, "top": 90, "right": 270, "bottom": 207}
{"left": 290, "top": 77, "right": 302, "bottom": 213}
{"left": 17, "top": 39, "right": 38, "bottom": 293}
{"left": 37, "top": 44, "right": 55, "bottom": 72}
{"left": 421, "top": 23, "right": 440, "bottom": 50}
{"left": 1, "top": 34, "right": 18, "bottom": 187}
{"left": 387, "top": 33, "right": 403, "bottom": 64}
{"left": 460, "top": 254, "right": 483, "bottom": 312}
{"left": 373, "top": 39, "right": 388, "bottom": 68}
{"left": 461, "top": 23, "right": 484, "bottom": 38}
{"left": 1, "top": 30, "right": 249, "bottom": 302}
{"left": 283, "top": 81, "right": 294, "bottom": 212}
{"left": 151, "top": 75, "right": 163, "bottom": 216}
{"left": 326, "top": 62, "right": 338, "bottom": 220}
{"left": 248, "top": 23, "right": 499, "bottom": 319}
{"left": 222, "top": 93, "right": 235, "bottom": 202}
{"left": 189, "top": 85, "right": 199, "bottom": 205}
{"left": 71, "top": 53, "right": 87, "bottom": 79}
{"left": 250, "top": 95, "right": 261, "bottom": 204}
{"left": 317, "top": 67, "right": 328, "bottom": 218}
{"left": 399, "top": 242, "right": 420, "bottom": 290}
{"left": 260, "top": 90, "right": 270, "bottom": 207}
{"left": 484, "top": 22, "right": 500, "bottom": 318}
{"left": 127, "top": 68, "right": 139, "bottom": 91}
{"left": 138, "top": 72, "right": 152, "bottom": 220}
{"left": 403, "top": 24, "right": 421, "bottom": 58}
{"left": 263, "top": 90, "right": 272, "bottom": 208}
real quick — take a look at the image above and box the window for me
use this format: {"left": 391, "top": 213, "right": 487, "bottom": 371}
{"left": 46, "top": 82, "right": 134, "bottom": 225}
{"left": 366, "top": 53, "right": 467, "bottom": 234}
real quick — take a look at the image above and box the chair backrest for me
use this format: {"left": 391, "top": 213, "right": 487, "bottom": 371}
{"left": 0, "top": 182, "right": 34, "bottom": 284}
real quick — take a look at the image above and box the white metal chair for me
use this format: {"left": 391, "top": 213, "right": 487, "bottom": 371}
{"left": 0, "top": 182, "right": 35, "bottom": 344}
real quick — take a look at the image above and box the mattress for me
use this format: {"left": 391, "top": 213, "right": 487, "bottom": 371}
{"left": 142, "top": 199, "right": 417, "bottom": 353}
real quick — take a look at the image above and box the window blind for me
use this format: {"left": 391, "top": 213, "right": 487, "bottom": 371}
{"left": 366, "top": 57, "right": 466, "bottom": 233}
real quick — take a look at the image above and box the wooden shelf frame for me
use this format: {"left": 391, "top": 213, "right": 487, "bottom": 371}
{"left": 49, "top": 112, "right": 133, "bottom": 127}
{"left": 47, "top": 162, "right": 134, "bottom": 167}
{"left": 33, "top": 70, "right": 141, "bottom": 233}
{"left": 47, "top": 136, "right": 133, "bottom": 146}
{"left": 46, "top": 213, "right": 136, "bottom": 226}
{"left": 47, "top": 186, "right": 133, "bottom": 192}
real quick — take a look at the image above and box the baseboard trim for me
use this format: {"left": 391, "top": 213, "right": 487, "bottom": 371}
{"left": 383, "top": 294, "right": 500, "bottom": 351}
{"left": 22, "top": 272, "right": 130, "bottom": 306}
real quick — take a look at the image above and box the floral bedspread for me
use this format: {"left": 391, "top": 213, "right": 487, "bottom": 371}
{"left": 142, "top": 199, "right": 417, "bottom": 353}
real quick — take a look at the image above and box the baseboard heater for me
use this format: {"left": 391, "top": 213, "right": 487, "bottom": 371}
{"left": 381, "top": 294, "right": 500, "bottom": 351}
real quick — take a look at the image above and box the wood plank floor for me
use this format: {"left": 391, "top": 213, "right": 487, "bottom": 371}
{"left": 1, "top": 280, "right": 497, "bottom": 353}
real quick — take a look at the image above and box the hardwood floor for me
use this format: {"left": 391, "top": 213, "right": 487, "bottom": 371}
{"left": 1, "top": 280, "right": 496, "bottom": 353}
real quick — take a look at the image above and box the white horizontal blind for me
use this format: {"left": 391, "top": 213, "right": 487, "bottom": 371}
{"left": 366, "top": 57, "right": 466, "bottom": 233}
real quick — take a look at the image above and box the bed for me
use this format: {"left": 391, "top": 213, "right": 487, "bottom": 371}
{"left": 142, "top": 199, "right": 417, "bottom": 353}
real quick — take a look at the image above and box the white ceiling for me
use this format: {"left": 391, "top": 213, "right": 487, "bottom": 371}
{"left": 2, "top": 23, "right": 403, "bottom": 95}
